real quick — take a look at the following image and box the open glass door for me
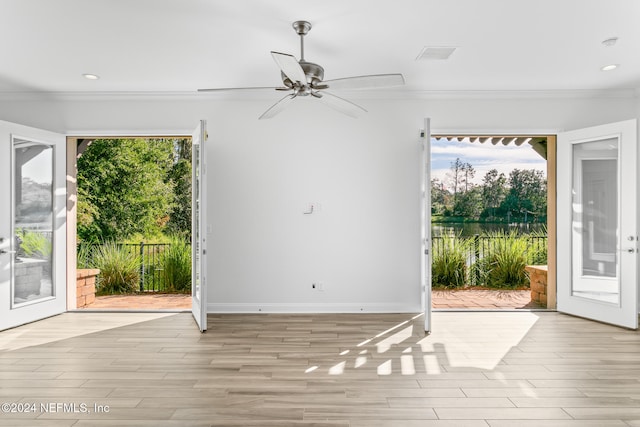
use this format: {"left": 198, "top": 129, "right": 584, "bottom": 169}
{"left": 557, "top": 119, "right": 638, "bottom": 329}
{"left": 421, "top": 118, "right": 432, "bottom": 332}
{"left": 0, "top": 125, "right": 66, "bottom": 331}
{"left": 191, "top": 120, "right": 207, "bottom": 332}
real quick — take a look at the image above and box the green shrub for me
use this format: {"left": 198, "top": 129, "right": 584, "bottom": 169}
{"left": 432, "top": 236, "right": 471, "bottom": 288}
{"left": 76, "top": 243, "right": 94, "bottom": 269}
{"left": 158, "top": 234, "right": 191, "bottom": 292}
{"left": 92, "top": 242, "right": 140, "bottom": 294}
{"left": 476, "top": 231, "right": 538, "bottom": 289}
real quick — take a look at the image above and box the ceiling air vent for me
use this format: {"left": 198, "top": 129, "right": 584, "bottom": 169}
{"left": 416, "top": 46, "right": 457, "bottom": 61}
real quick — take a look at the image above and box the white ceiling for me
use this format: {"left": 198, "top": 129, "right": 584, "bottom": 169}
{"left": 1, "top": 0, "right": 639, "bottom": 95}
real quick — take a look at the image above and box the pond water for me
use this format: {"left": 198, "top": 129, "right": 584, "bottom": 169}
{"left": 432, "top": 222, "right": 547, "bottom": 237}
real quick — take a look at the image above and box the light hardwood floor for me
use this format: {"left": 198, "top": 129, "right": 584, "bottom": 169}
{"left": 1, "top": 311, "right": 640, "bottom": 426}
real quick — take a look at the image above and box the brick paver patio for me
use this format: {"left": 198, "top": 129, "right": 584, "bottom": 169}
{"left": 83, "top": 293, "right": 192, "bottom": 310}
{"left": 432, "top": 288, "right": 544, "bottom": 309}
{"left": 81, "top": 289, "right": 545, "bottom": 310}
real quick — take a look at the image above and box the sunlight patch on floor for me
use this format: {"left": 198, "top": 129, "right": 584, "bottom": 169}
{"left": 0, "top": 312, "right": 178, "bottom": 351}
{"left": 355, "top": 356, "right": 367, "bottom": 368}
{"left": 423, "top": 354, "right": 442, "bottom": 374}
{"left": 400, "top": 354, "right": 416, "bottom": 375}
{"left": 329, "top": 361, "right": 346, "bottom": 375}
{"left": 377, "top": 359, "right": 392, "bottom": 375}
{"left": 376, "top": 325, "right": 413, "bottom": 353}
{"left": 420, "top": 312, "right": 540, "bottom": 370}
{"left": 296, "top": 312, "right": 540, "bottom": 376}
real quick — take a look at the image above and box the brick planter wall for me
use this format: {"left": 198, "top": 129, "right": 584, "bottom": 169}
{"left": 526, "top": 265, "right": 547, "bottom": 307}
{"left": 77, "top": 269, "right": 100, "bottom": 308}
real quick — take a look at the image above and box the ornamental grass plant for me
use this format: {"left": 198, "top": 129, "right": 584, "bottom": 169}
{"left": 158, "top": 234, "right": 192, "bottom": 292}
{"left": 92, "top": 241, "right": 140, "bottom": 294}
{"left": 476, "top": 230, "right": 539, "bottom": 289}
{"left": 432, "top": 235, "right": 472, "bottom": 288}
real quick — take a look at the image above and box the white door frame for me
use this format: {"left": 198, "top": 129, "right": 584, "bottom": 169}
{"left": 425, "top": 127, "right": 558, "bottom": 315}
{"left": 65, "top": 129, "right": 197, "bottom": 310}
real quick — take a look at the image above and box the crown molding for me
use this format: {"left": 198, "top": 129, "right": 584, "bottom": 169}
{"left": 0, "top": 88, "right": 636, "bottom": 102}
{"left": 398, "top": 88, "right": 638, "bottom": 100}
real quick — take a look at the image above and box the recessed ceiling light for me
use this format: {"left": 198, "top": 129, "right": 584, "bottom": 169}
{"left": 601, "top": 37, "right": 618, "bottom": 47}
{"left": 601, "top": 64, "right": 618, "bottom": 71}
{"left": 82, "top": 73, "right": 100, "bottom": 80}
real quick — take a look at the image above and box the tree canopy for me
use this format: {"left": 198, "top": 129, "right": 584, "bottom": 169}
{"left": 77, "top": 138, "right": 192, "bottom": 242}
{"left": 433, "top": 158, "right": 547, "bottom": 223}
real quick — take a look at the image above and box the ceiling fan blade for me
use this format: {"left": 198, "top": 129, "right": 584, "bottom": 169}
{"left": 259, "top": 94, "right": 297, "bottom": 120}
{"left": 197, "top": 86, "right": 281, "bottom": 92}
{"left": 323, "top": 73, "right": 405, "bottom": 90}
{"left": 317, "top": 91, "right": 367, "bottom": 118}
{"left": 271, "top": 51, "right": 307, "bottom": 85}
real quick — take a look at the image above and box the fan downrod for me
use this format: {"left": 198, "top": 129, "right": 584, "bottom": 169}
{"left": 282, "top": 20, "right": 325, "bottom": 93}
{"left": 292, "top": 20, "right": 311, "bottom": 61}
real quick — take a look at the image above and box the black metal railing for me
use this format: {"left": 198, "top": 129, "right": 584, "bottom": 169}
{"left": 431, "top": 234, "right": 548, "bottom": 287}
{"left": 77, "top": 242, "right": 181, "bottom": 292}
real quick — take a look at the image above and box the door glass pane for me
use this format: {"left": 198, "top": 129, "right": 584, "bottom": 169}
{"left": 571, "top": 138, "right": 619, "bottom": 304}
{"left": 13, "top": 139, "right": 54, "bottom": 306}
{"left": 193, "top": 142, "right": 201, "bottom": 301}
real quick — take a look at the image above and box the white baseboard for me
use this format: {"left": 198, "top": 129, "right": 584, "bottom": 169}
{"left": 207, "top": 302, "right": 420, "bottom": 314}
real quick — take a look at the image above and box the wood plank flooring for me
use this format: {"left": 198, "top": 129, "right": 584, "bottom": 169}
{"left": 1, "top": 311, "right": 639, "bottom": 426}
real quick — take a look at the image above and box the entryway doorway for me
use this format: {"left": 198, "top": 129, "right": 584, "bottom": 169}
{"left": 1, "top": 120, "right": 208, "bottom": 332}
{"left": 428, "top": 133, "right": 557, "bottom": 311}
{"left": 68, "top": 135, "right": 194, "bottom": 312}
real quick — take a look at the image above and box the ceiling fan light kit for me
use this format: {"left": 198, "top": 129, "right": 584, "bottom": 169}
{"left": 198, "top": 20, "right": 405, "bottom": 119}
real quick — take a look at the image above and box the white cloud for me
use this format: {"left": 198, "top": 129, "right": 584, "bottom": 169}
{"left": 430, "top": 138, "right": 546, "bottom": 187}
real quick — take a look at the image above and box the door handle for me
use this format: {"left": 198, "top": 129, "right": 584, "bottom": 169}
{"left": 0, "top": 249, "right": 16, "bottom": 255}
{"left": 626, "top": 248, "right": 636, "bottom": 253}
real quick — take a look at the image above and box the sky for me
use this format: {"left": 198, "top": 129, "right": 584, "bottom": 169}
{"left": 430, "top": 137, "right": 547, "bottom": 188}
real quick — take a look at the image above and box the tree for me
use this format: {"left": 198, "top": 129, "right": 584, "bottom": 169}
{"left": 499, "top": 168, "right": 547, "bottom": 222}
{"left": 166, "top": 139, "right": 192, "bottom": 239}
{"left": 462, "top": 162, "right": 475, "bottom": 192}
{"left": 480, "top": 169, "right": 507, "bottom": 219}
{"left": 454, "top": 186, "right": 483, "bottom": 217}
{"left": 446, "top": 158, "right": 475, "bottom": 209}
{"left": 77, "top": 138, "right": 176, "bottom": 242}
{"left": 430, "top": 178, "right": 451, "bottom": 216}
{"left": 76, "top": 185, "right": 100, "bottom": 239}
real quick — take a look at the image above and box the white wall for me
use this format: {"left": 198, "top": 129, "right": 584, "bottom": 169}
{"left": 207, "top": 99, "right": 421, "bottom": 312}
{"left": 0, "top": 92, "right": 637, "bottom": 313}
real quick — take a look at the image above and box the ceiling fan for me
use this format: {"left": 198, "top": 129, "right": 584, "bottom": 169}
{"left": 198, "top": 20, "right": 405, "bottom": 119}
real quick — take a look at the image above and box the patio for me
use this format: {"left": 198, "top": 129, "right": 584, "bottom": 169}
{"left": 82, "top": 293, "right": 192, "bottom": 310}
{"left": 80, "top": 289, "right": 543, "bottom": 311}
{"left": 433, "top": 288, "right": 543, "bottom": 309}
